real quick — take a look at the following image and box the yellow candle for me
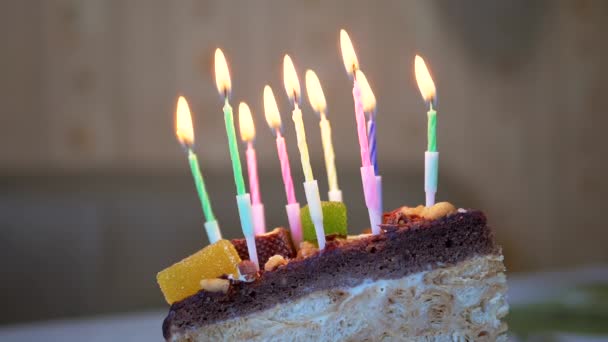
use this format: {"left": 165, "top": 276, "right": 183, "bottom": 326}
{"left": 319, "top": 115, "right": 338, "bottom": 192}
{"left": 284, "top": 55, "right": 314, "bottom": 183}
{"left": 284, "top": 55, "right": 326, "bottom": 249}
{"left": 292, "top": 105, "right": 313, "bottom": 182}
{"left": 305, "top": 70, "right": 339, "bottom": 194}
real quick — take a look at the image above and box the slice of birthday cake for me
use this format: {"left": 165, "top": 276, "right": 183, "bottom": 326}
{"left": 158, "top": 202, "right": 508, "bottom": 341}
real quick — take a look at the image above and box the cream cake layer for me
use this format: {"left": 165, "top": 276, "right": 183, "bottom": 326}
{"left": 169, "top": 254, "right": 508, "bottom": 341}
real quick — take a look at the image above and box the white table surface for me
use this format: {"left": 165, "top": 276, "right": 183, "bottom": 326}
{"left": 1, "top": 266, "right": 607, "bottom": 342}
{"left": 0, "top": 311, "right": 166, "bottom": 342}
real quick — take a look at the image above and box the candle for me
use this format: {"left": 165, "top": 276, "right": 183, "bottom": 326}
{"left": 305, "top": 70, "right": 342, "bottom": 202}
{"left": 414, "top": 55, "right": 439, "bottom": 207}
{"left": 214, "top": 48, "right": 258, "bottom": 269}
{"left": 356, "top": 70, "right": 378, "bottom": 173}
{"left": 283, "top": 55, "right": 313, "bottom": 182}
{"left": 356, "top": 70, "right": 382, "bottom": 214}
{"left": 238, "top": 102, "right": 266, "bottom": 236}
{"left": 283, "top": 55, "right": 325, "bottom": 250}
{"left": 339, "top": 29, "right": 381, "bottom": 234}
{"left": 263, "top": 85, "right": 302, "bottom": 245}
{"left": 215, "top": 49, "right": 246, "bottom": 195}
{"left": 174, "top": 96, "right": 221, "bottom": 243}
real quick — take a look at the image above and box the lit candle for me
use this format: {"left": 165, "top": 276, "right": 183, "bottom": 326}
{"left": 305, "top": 70, "right": 342, "bottom": 202}
{"left": 357, "top": 70, "right": 378, "bottom": 173}
{"left": 356, "top": 70, "right": 382, "bottom": 214}
{"left": 283, "top": 55, "right": 325, "bottom": 250}
{"left": 175, "top": 96, "right": 222, "bottom": 243}
{"left": 339, "top": 29, "right": 381, "bottom": 234}
{"left": 238, "top": 102, "right": 266, "bottom": 236}
{"left": 214, "top": 48, "right": 258, "bottom": 269}
{"left": 414, "top": 55, "right": 439, "bottom": 207}
{"left": 263, "top": 85, "right": 303, "bottom": 245}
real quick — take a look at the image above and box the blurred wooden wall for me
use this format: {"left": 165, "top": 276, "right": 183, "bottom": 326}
{"left": 1, "top": 0, "right": 607, "bottom": 323}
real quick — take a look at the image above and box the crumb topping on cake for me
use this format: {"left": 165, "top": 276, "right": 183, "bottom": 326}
{"left": 384, "top": 202, "right": 457, "bottom": 225}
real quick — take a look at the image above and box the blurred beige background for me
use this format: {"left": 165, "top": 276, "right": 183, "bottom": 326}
{"left": 1, "top": 0, "right": 607, "bottom": 325}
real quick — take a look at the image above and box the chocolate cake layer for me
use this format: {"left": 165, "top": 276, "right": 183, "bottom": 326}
{"left": 164, "top": 210, "right": 496, "bottom": 340}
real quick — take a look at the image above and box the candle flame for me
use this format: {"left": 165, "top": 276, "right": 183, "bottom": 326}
{"left": 305, "top": 70, "right": 327, "bottom": 114}
{"left": 263, "top": 85, "right": 282, "bottom": 129}
{"left": 283, "top": 55, "right": 301, "bottom": 105}
{"left": 238, "top": 102, "right": 255, "bottom": 142}
{"left": 340, "top": 29, "right": 359, "bottom": 77}
{"left": 414, "top": 55, "right": 436, "bottom": 102}
{"left": 214, "top": 48, "right": 232, "bottom": 97}
{"left": 355, "top": 70, "right": 376, "bottom": 113}
{"left": 175, "top": 96, "right": 195, "bottom": 146}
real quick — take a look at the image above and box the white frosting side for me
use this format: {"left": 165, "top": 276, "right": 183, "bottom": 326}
{"left": 172, "top": 254, "right": 509, "bottom": 342}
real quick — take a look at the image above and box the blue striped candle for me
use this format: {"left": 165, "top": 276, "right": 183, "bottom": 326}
{"left": 368, "top": 116, "right": 378, "bottom": 175}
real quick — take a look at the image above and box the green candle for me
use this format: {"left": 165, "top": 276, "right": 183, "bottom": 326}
{"left": 223, "top": 99, "right": 246, "bottom": 195}
{"left": 175, "top": 95, "right": 221, "bottom": 243}
{"left": 427, "top": 102, "right": 437, "bottom": 152}
{"left": 188, "top": 149, "right": 216, "bottom": 222}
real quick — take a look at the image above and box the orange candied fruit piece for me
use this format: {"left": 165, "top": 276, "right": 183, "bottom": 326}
{"left": 156, "top": 239, "right": 241, "bottom": 304}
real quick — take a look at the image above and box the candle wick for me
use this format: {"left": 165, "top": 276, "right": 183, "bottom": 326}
{"left": 293, "top": 92, "right": 298, "bottom": 104}
{"left": 181, "top": 142, "right": 193, "bottom": 154}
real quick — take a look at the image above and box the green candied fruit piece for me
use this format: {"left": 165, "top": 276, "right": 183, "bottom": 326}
{"left": 301, "top": 201, "right": 348, "bottom": 244}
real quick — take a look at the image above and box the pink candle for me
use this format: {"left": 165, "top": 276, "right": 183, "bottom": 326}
{"left": 354, "top": 75, "right": 380, "bottom": 234}
{"left": 353, "top": 79, "right": 371, "bottom": 167}
{"left": 340, "top": 29, "right": 381, "bottom": 234}
{"left": 246, "top": 142, "right": 261, "bottom": 205}
{"left": 275, "top": 129, "right": 297, "bottom": 204}
{"left": 238, "top": 101, "right": 266, "bottom": 236}
{"left": 263, "top": 84, "right": 302, "bottom": 244}
{"left": 246, "top": 141, "right": 266, "bottom": 236}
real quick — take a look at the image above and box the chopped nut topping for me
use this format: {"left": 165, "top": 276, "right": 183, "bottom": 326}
{"left": 392, "top": 202, "right": 457, "bottom": 223}
{"left": 422, "top": 202, "right": 457, "bottom": 220}
{"left": 297, "top": 241, "right": 319, "bottom": 259}
{"left": 264, "top": 254, "right": 288, "bottom": 271}
{"left": 200, "top": 278, "right": 230, "bottom": 293}
{"left": 400, "top": 205, "right": 425, "bottom": 218}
